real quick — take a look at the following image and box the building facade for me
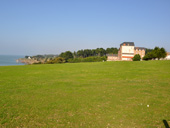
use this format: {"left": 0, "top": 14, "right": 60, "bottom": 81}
{"left": 107, "top": 42, "right": 146, "bottom": 61}
{"left": 118, "top": 42, "right": 135, "bottom": 61}
{"left": 118, "top": 42, "right": 146, "bottom": 61}
{"left": 165, "top": 52, "right": 170, "bottom": 60}
{"left": 134, "top": 47, "right": 146, "bottom": 58}
{"left": 107, "top": 54, "right": 119, "bottom": 61}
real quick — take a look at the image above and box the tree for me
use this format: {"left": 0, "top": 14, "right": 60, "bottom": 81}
{"left": 46, "top": 57, "right": 65, "bottom": 64}
{"left": 160, "top": 47, "right": 167, "bottom": 59}
{"left": 106, "top": 47, "right": 118, "bottom": 54}
{"left": 84, "top": 49, "right": 92, "bottom": 57}
{"left": 25, "top": 56, "right": 29, "bottom": 59}
{"left": 77, "top": 50, "right": 84, "bottom": 58}
{"left": 92, "top": 49, "right": 97, "bottom": 56}
{"left": 59, "top": 51, "right": 73, "bottom": 61}
{"left": 153, "top": 47, "right": 166, "bottom": 60}
{"left": 145, "top": 48, "right": 153, "bottom": 54}
{"left": 143, "top": 47, "right": 166, "bottom": 60}
{"left": 133, "top": 54, "right": 141, "bottom": 61}
{"left": 96, "top": 48, "right": 106, "bottom": 56}
{"left": 154, "top": 47, "right": 161, "bottom": 60}
{"left": 73, "top": 51, "right": 77, "bottom": 58}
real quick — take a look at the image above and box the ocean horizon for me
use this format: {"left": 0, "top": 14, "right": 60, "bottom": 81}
{"left": 0, "top": 55, "right": 25, "bottom": 66}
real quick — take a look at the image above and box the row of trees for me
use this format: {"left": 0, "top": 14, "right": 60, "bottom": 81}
{"left": 47, "top": 47, "right": 118, "bottom": 63}
{"left": 132, "top": 47, "right": 166, "bottom": 61}
{"left": 25, "top": 46, "right": 167, "bottom": 64}
{"left": 24, "top": 47, "right": 118, "bottom": 64}
{"left": 59, "top": 47, "right": 118, "bottom": 61}
{"left": 74, "top": 47, "right": 118, "bottom": 58}
{"left": 143, "top": 47, "right": 166, "bottom": 60}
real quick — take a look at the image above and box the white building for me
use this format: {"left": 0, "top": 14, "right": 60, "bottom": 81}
{"left": 165, "top": 52, "right": 170, "bottom": 60}
{"left": 118, "top": 42, "right": 135, "bottom": 61}
{"left": 107, "top": 42, "right": 146, "bottom": 61}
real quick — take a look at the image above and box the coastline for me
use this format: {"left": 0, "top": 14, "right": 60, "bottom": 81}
{"left": 16, "top": 58, "right": 39, "bottom": 65}
{"left": 0, "top": 55, "right": 25, "bottom": 66}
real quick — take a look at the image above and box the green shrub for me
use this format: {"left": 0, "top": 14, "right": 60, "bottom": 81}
{"left": 59, "top": 51, "right": 73, "bottom": 61}
{"left": 68, "top": 56, "right": 107, "bottom": 63}
{"left": 33, "top": 62, "right": 42, "bottom": 64}
{"left": 46, "top": 57, "right": 65, "bottom": 64}
{"left": 133, "top": 54, "right": 141, "bottom": 61}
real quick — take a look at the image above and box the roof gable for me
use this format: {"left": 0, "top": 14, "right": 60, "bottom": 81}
{"left": 135, "top": 47, "right": 146, "bottom": 50}
{"left": 120, "top": 42, "right": 134, "bottom": 46}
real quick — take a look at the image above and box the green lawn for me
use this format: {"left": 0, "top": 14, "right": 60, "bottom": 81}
{"left": 0, "top": 61, "right": 170, "bottom": 127}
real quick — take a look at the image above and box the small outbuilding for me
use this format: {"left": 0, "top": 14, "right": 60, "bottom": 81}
{"left": 107, "top": 54, "right": 118, "bottom": 61}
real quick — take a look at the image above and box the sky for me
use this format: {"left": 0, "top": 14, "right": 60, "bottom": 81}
{"left": 0, "top": 0, "right": 170, "bottom": 55}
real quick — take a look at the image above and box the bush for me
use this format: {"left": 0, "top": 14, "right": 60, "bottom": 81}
{"left": 33, "top": 62, "right": 42, "bottom": 64}
{"left": 133, "top": 54, "right": 141, "bottom": 61}
{"left": 46, "top": 57, "right": 65, "bottom": 64}
{"left": 68, "top": 56, "right": 107, "bottom": 63}
{"left": 59, "top": 51, "right": 73, "bottom": 61}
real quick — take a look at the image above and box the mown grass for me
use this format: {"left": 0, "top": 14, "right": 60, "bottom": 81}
{"left": 0, "top": 61, "right": 170, "bottom": 127}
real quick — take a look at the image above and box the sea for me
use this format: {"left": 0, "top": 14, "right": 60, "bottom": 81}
{"left": 0, "top": 55, "right": 25, "bottom": 66}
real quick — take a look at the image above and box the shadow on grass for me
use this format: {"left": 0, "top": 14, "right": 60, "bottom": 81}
{"left": 163, "top": 120, "right": 170, "bottom": 128}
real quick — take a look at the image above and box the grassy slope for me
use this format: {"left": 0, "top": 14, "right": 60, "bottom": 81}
{"left": 0, "top": 61, "right": 170, "bottom": 127}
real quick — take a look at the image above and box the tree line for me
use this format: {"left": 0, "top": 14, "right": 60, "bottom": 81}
{"left": 143, "top": 47, "right": 166, "bottom": 60}
{"left": 25, "top": 47, "right": 118, "bottom": 64}
{"left": 59, "top": 47, "right": 118, "bottom": 60}
{"left": 25, "top": 46, "right": 167, "bottom": 63}
{"left": 59, "top": 47, "right": 118, "bottom": 62}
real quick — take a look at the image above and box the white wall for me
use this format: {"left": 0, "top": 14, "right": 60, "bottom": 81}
{"left": 122, "top": 58, "right": 132, "bottom": 61}
{"left": 122, "top": 54, "right": 134, "bottom": 57}
{"left": 122, "top": 46, "right": 134, "bottom": 53}
{"left": 165, "top": 55, "right": 170, "bottom": 60}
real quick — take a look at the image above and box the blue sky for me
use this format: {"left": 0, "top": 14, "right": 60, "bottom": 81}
{"left": 0, "top": 0, "right": 170, "bottom": 55}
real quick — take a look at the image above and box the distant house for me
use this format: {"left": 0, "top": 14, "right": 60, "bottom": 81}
{"left": 134, "top": 47, "right": 146, "bottom": 58}
{"left": 118, "top": 42, "right": 135, "bottom": 61}
{"left": 165, "top": 52, "right": 170, "bottom": 60}
{"left": 107, "top": 54, "right": 118, "bottom": 61}
{"left": 107, "top": 42, "right": 146, "bottom": 61}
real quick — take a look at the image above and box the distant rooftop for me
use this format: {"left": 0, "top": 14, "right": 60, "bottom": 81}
{"left": 135, "top": 47, "right": 146, "bottom": 50}
{"left": 120, "top": 42, "right": 134, "bottom": 46}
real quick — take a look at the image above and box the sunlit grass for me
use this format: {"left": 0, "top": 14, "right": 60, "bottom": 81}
{"left": 0, "top": 61, "right": 170, "bottom": 127}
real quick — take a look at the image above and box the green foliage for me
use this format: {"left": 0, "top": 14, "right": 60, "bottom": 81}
{"left": 23, "top": 47, "right": 118, "bottom": 64}
{"left": 160, "top": 47, "right": 167, "bottom": 58}
{"left": 33, "top": 62, "right": 42, "bottom": 64}
{"left": 46, "top": 57, "right": 65, "bottom": 64}
{"left": 96, "top": 48, "right": 106, "bottom": 56}
{"left": 145, "top": 48, "right": 153, "bottom": 54}
{"left": 25, "top": 56, "right": 29, "bottom": 59}
{"left": 68, "top": 56, "right": 107, "bottom": 63}
{"left": 32, "top": 55, "right": 45, "bottom": 59}
{"left": 143, "top": 47, "right": 166, "bottom": 60}
{"left": 59, "top": 51, "right": 73, "bottom": 61}
{"left": 106, "top": 47, "right": 118, "bottom": 54}
{"left": 133, "top": 54, "right": 141, "bottom": 61}
{"left": 143, "top": 52, "right": 156, "bottom": 60}
{"left": 76, "top": 47, "right": 118, "bottom": 58}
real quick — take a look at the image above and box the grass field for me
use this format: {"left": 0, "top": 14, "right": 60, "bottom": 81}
{"left": 0, "top": 61, "right": 170, "bottom": 127}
